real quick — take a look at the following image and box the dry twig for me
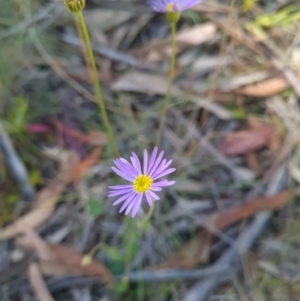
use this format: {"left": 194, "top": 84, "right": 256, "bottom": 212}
{"left": 27, "top": 262, "right": 55, "bottom": 301}
{"left": 0, "top": 122, "right": 35, "bottom": 201}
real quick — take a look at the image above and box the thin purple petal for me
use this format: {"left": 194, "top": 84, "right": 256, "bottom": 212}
{"left": 148, "top": 150, "right": 164, "bottom": 176}
{"left": 125, "top": 200, "right": 135, "bottom": 215}
{"left": 150, "top": 186, "right": 162, "bottom": 192}
{"left": 153, "top": 168, "right": 176, "bottom": 180}
{"left": 147, "top": 0, "right": 201, "bottom": 12}
{"left": 112, "top": 167, "right": 134, "bottom": 181}
{"left": 125, "top": 198, "right": 137, "bottom": 215}
{"left": 146, "top": 147, "right": 158, "bottom": 174}
{"left": 143, "top": 149, "right": 148, "bottom": 175}
{"left": 113, "top": 191, "right": 135, "bottom": 206}
{"left": 119, "top": 193, "right": 138, "bottom": 213}
{"left": 152, "top": 159, "right": 173, "bottom": 178}
{"left": 147, "top": 190, "right": 160, "bottom": 201}
{"left": 108, "top": 187, "right": 133, "bottom": 197}
{"left": 130, "top": 155, "right": 141, "bottom": 175}
{"left": 119, "top": 158, "right": 137, "bottom": 172}
{"left": 131, "top": 193, "right": 143, "bottom": 217}
{"left": 108, "top": 184, "right": 133, "bottom": 190}
{"left": 152, "top": 180, "right": 174, "bottom": 187}
{"left": 132, "top": 152, "right": 142, "bottom": 174}
{"left": 145, "top": 192, "right": 153, "bottom": 207}
{"left": 114, "top": 159, "right": 138, "bottom": 177}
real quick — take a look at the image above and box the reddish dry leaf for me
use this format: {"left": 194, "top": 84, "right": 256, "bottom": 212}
{"left": 70, "top": 147, "right": 102, "bottom": 184}
{"left": 17, "top": 221, "right": 114, "bottom": 285}
{"left": 63, "top": 126, "right": 107, "bottom": 146}
{"left": 0, "top": 150, "right": 79, "bottom": 240}
{"left": 214, "top": 190, "right": 294, "bottom": 230}
{"left": 147, "top": 229, "right": 211, "bottom": 270}
{"left": 41, "top": 245, "right": 114, "bottom": 283}
{"left": 27, "top": 122, "right": 107, "bottom": 147}
{"left": 244, "top": 118, "right": 266, "bottom": 172}
{"left": 219, "top": 125, "right": 274, "bottom": 157}
{"left": 26, "top": 124, "right": 52, "bottom": 133}
{"left": 235, "top": 77, "right": 288, "bottom": 97}
{"left": 247, "top": 117, "right": 283, "bottom": 152}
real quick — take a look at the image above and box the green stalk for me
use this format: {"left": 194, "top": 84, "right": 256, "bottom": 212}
{"left": 138, "top": 202, "right": 155, "bottom": 228}
{"left": 156, "top": 21, "right": 177, "bottom": 147}
{"left": 75, "top": 11, "right": 119, "bottom": 157}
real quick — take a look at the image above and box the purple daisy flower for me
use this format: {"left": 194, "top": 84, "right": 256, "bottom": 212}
{"left": 147, "top": 0, "right": 201, "bottom": 13}
{"left": 108, "top": 147, "right": 176, "bottom": 218}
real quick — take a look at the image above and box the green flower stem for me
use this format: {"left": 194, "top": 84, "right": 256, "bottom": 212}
{"left": 138, "top": 202, "right": 155, "bottom": 228}
{"left": 156, "top": 21, "right": 177, "bottom": 147}
{"left": 75, "top": 11, "right": 119, "bottom": 157}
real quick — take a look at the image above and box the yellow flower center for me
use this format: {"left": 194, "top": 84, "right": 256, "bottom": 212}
{"left": 166, "top": 3, "right": 174, "bottom": 12}
{"left": 133, "top": 175, "right": 153, "bottom": 193}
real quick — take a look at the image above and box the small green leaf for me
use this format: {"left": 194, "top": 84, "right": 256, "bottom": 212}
{"left": 87, "top": 199, "right": 104, "bottom": 217}
{"left": 109, "top": 260, "right": 125, "bottom": 275}
{"left": 9, "top": 96, "right": 28, "bottom": 132}
{"left": 242, "top": 0, "right": 258, "bottom": 12}
{"left": 114, "top": 280, "right": 129, "bottom": 294}
{"left": 29, "top": 169, "right": 41, "bottom": 185}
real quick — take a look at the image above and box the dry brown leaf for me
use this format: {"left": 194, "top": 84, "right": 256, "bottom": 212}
{"left": 244, "top": 152, "right": 261, "bottom": 173}
{"left": 84, "top": 131, "right": 107, "bottom": 146}
{"left": 162, "top": 24, "right": 216, "bottom": 56}
{"left": 175, "top": 23, "right": 216, "bottom": 46}
{"left": 112, "top": 72, "right": 181, "bottom": 95}
{"left": 236, "top": 77, "right": 288, "bottom": 97}
{"left": 41, "top": 245, "right": 114, "bottom": 283}
{"left": 17, "top": 221, "right": 114, "bottom": 285}
{"left": 219, "top": 125, "right": 274, "bottom": 157}
{"left": 0, "top": 150, "right": 79, "bottom": 240}
{"left": 214, "top": 190, "right": 294, "bottom": 230}
{"left": 148, "top": 229, "right": 211, "bottom": 270}
{"left": 70, "top": 147, "right": 102, "bottom": 184}
{"left": 84, "top": 9, "right": 132, "bottom": 32}
{"left": 112, "top": 72, "right": 232, "bottom": 120}
{"left": 191, "top": 3, "right": 230, "bottom": 13}
{"left": 247, "top": 117, "right": 265, "bottom": 130}
{"left": 136, "top": 23, "right": 216, "bottom": 59}
{"left": 27, "top": 263, "right": 55, "bottom": 301}
{"left": 219, "top": 71, "right": 270, "bottom": 93}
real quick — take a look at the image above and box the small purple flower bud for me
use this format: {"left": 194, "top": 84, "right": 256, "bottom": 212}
{"left": 147, "top": 0, "right": 201, "bottom": 13}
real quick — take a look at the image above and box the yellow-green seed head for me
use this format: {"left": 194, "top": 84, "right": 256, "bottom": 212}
{"left": 166, "top": 12, "right": 180, "bottom": 24}
{"left": 81, "top": 254, "right": 92, "bottom": 266}
{"left": 63, "top": 0, "right": 85, "bottom": 13}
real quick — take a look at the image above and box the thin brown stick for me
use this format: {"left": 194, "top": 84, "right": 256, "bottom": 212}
{"left": 27, "top": 263, "right": 55, "bottom": 301}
